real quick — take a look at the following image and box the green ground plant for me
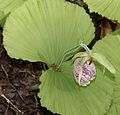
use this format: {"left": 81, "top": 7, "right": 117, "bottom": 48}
{"left": 1, "top": 0, "right": 120, "bottom": 114}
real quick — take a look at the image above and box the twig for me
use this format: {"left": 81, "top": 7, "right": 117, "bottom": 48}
{"left": 1, "top": 65, "right": 26, "bottom": 103}
{"left": 1, "top": 94, "right": 24, "bottom": 114}
{"left": 34, "top": 94, "right": 39, "bottom": 107}
{"left": 1, "top": 64, "right": 8, "bottom": 77}
{"left": 4, "top": 103, "right": 9, "bottom": 115}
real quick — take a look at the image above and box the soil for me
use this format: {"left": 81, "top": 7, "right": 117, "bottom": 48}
{"left": 0, "top": 1, "right": 120, "bottom": 115}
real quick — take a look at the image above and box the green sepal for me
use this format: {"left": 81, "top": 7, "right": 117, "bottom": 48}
{"left": 91, "top": 53, "right": 116, "bottom": 74}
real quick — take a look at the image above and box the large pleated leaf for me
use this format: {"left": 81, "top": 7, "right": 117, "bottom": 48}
{"left": 38, "top": 62, "right": 113, "bottom": 115}
{"left": 3, "top": 0, "right": 94, "bottom": 65}
{"left": 106, "top": 80, "right": 120, "bottom": 115}
{"left": 92, "top": 30, "right": 120, "bottom": 115}
{"left": 0, "top": 0, "right": 26, "bottom": 25}
{"left": 84, "top": 0, "right": 120, "bottom": 22}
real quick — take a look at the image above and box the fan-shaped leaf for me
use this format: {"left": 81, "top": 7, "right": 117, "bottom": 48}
{"left": 106, "top": 80, "right": 120, "bottom": 115}
{"left": 3, "top": 0, "right": 94, "bottom": 65}
{"left": 92, "top": 30, "right": 120, "bottom": 115}
{"left": 0, "top": 0, "right": 26, "bottom": 25}
{"left": 38, "top": 62, "right": 113, "bottom": 115}
{"left": 84, "top": 0, "right": 120, "bottom": 22}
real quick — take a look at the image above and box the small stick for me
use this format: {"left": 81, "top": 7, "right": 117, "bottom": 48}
{"left": 1, "top": 65, "right": 26, "bottom": 103}
{"left": 4, "top": 103, "right": 9, "bottom": 115}
{"left": 1, "top": 94, "right": 24, "bottom": 114}
{"left": 34, "top": 94, "right": 39, "bottom": 107}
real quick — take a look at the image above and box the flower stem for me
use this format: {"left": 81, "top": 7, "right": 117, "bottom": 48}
{"left": 80, "top": 43, "right": 91, "bottom": 55}
{"left": 58, "top": 43, "right": 91, "bottom": 68}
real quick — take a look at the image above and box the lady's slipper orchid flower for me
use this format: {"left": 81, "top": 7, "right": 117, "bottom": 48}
{"left": 74, "top": 43, "right": 96, "bottom": 86}
{"left": 74, "top": 57, "right": 96, "bottom": 86}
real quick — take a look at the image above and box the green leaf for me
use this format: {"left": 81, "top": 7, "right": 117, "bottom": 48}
{"left": 3, "top": 0, "right": 95, "bottom": 65}
{"left": 38, "top": 62, "right": 114, "bottom": 115}
{"left": 106, "top": 81, "right": 120, "bottom": 115}
{"left": 92, "top": 30, "right": 120, "bottom": 115}
{"left": 0, "top": 0, "right": 26, "bottom": 26}
{"left": 92, "top": 53, "right": 116, "bottom": 74}
{"left": 84, "top": 0, "right": 120, "bottom": 22}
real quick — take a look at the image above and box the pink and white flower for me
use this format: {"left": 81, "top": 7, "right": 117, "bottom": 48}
{"left": 74, "top": 57, "right": 96, "bottom": 86}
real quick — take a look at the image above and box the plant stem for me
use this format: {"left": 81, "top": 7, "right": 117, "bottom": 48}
{"left": 29, "top": 84, "right": 39, "bottom": 91}
{"left": 80, "top": 43, "right": 91, "bottom": 55}
{"left": 58, "top": 43, "right": 91, "bottom": 68}
{"left": 58, "top": 44, "right": 82, "bottom": 68}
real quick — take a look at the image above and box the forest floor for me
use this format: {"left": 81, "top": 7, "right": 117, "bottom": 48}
{"left": 0, "top": 1, "right": 120, "bottom": 115}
